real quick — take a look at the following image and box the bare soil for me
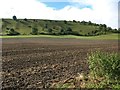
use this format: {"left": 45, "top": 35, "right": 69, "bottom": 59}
{"left": 1, "top": 38, "right": 119, "bottom": 89}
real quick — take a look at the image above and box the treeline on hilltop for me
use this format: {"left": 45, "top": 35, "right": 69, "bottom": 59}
{"left": 2, "top": 15, "right": 120, "bottom": 36}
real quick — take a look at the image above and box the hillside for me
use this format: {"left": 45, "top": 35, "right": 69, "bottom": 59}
{"left": 2, "top": 18, "right": 119, "bottom": 36}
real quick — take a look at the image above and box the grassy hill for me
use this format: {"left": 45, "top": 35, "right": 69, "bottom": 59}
{"left": 2, "top": 18, "right": 119, "bottom": 36}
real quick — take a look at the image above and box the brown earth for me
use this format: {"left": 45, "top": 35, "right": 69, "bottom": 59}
{"left": 1, "top": 38, "right": 119, "bottom": 89}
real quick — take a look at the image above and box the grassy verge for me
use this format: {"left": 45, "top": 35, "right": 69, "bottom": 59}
{"left": 86, "top": 51, "right": 120, "bottom": 88}
{"left": 0, "top": 33, "right": 119, "bottom": 40}
{"left": 52, "top": 51, "right": 120, "bottom": 89}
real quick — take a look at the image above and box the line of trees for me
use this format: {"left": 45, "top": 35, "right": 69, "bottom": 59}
{"left": 4, "top": 15, "right": 120, "bottom": 36}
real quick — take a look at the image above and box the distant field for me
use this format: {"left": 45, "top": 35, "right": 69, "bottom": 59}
{"left": 0, "top": 33, "right": 119, "bottom": 40}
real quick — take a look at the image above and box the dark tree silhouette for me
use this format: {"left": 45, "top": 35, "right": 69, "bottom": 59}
{"left": 6, "top": 28, "right": 20, "bottom": 35}
{"left": 48, "top": 28, "right": 52, "bottom": 33}
{"left": 64, "top": 20, "right": 67, "bottom": 24}
{"left": 24, "top": 18, "right": 27, "bottom": 21}
{"left": 31, "top": 28, "right": 38, "bottom": 35}
{"left": 13, "top": 15, "right": 17, "bottom": 20}
{"left": 73, "top": 20, "right": 76, "bottom": 23}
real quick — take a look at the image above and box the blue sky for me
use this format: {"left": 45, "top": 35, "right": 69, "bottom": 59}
{"left": 42, "top": 2, "right": 71, "bottom": 10}
{"left": 42, "top": 2, "right": 92, "bottom": 10}
{"left": 119, "top": 1, "right": 120, "bottom": 28}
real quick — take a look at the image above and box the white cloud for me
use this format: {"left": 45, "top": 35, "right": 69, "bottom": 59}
{"left": 69, "top": 0, "right": 119, "bottom": 28}
{"left": 0, "top": 0, "right": 56, "bottom": 19}
{"left": 0, "top": 0, "right": 119, "bottom": 28}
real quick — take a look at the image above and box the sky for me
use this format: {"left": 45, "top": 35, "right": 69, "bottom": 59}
{"left": 119, "top": 1, "right": 120, "bottom": 28}
{"left": 0, "top": 0, "right": 119, "bottom": 29}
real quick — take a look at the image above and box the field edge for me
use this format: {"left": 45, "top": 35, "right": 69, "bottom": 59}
{"left": 0, "top": 33, "right": 119, "bottom": 40}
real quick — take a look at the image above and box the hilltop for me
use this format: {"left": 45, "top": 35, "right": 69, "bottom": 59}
{"left": 2, "top": 17, "right": 120, "bottom": 36}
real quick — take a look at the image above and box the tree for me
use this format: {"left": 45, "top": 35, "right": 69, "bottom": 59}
{"left": 88, "top": 21, "right": 92, "bottom": 25}
{"left": 48, "top": 28, "right": 52, "bottom": 33}
{"left": 13, "top": 15, "right": 17, "bottom": 20}
{"left": 102, "top": 24, "right": 107, "bottom": 32}
{"left": 81, "top": 21, "right": 87, "bottom": 25}
{"left": 99, "top": 24, "right": 107, "bottom": 32}
{"left": 118, "top": 28, "right": 120, "bottom": 33}
{"left": 44, "top": 24, "right": 48, "bottom": 28}
{"left": 65, "top": 27, "right": 73, "bottom": 34}
{"left": 59, "top": 28, "right": 65, "bottom": 35}
{"left": 60, "top": 28, "right": 64, "bottom": 32}
{"left": 24, "top": 18, "right": 27, "bottom": 21}
{"left": 6, "top": 28, "right": 20, "bottom": 35}
{"left": 31, "top": 28, "right": 38, "bottom": 35}
{"left": 118, "top": 28, "right": 120, "bottom": 31}
{"left": 112, "top": 29, "right": 119, "bottom": 33}
{"left": 102, "top": 24, "right": 107, "bottom": 28}
{"left": 67, "top": 27, "right": 72, "bottom": 32}
{"left": 73, "top": 20, "right": 76, "bottom": 23}
{"left": 107, "top": 27, "right": 112, "bottom": 31}
{"left": 64, "top": 20, "right": 67, "bottom": 24}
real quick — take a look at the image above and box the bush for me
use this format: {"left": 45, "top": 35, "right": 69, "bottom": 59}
{"left": 44, "top": 24, "right": 48, "bottom": 28}
{"left": 48, "top": 28, "right": 52, "bottom": 33}
{"left": 64, "top": 27, "right": 73, "bottom": 35}
{"left": 6, "top": 28, "right": 20, "bottom": 35}
{"left": 88, "top": 51, "right": 120, "bottom": 80}
{"left": 72, "top": 31, "right": 82, "bottom": 36}
{"left": 59, "top": 28, "right": 65, "bottom": 35}
{"left": 31, "top": 28, "right": 38, "bottom": 35}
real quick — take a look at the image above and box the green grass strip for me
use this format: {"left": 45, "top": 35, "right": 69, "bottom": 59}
{"left": 0, "top": 34, "right": 119, "bottom": 40}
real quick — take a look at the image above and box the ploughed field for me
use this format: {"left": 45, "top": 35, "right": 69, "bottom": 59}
{"left": 2, "top": 38, "right": 119, "bottom": 88}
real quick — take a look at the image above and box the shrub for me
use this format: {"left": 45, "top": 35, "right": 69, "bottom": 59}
{"left": 85, "top": 51, "right": 120, "bottom": 88}
{"left": 64, "top": 27, "right": 73, "bottom": 35}
{"left": 88, "top": 51, "right": 120, "bottom": 80}
{"left": 48, "top": 28, "right": 52, "bottom": 33}
{"left": 6, "top": 28, "right": 10, "bottom": 30}
{"left": 31, "top": 28, "right": 38, "bottom": 35}
{"left": 72, "top": 31, "right": 81, "bottom": 36}
{"left": 28, "top": 26, "right": 31, "bottom": 28}
{"left": 44, "top": 24, "right": 48, "bottom": 28}
{"left": 6, "top": 28, "right": 20, "bottom": 35}
{"left": 59, "top": 28, "right": 65, "bottom": 35}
